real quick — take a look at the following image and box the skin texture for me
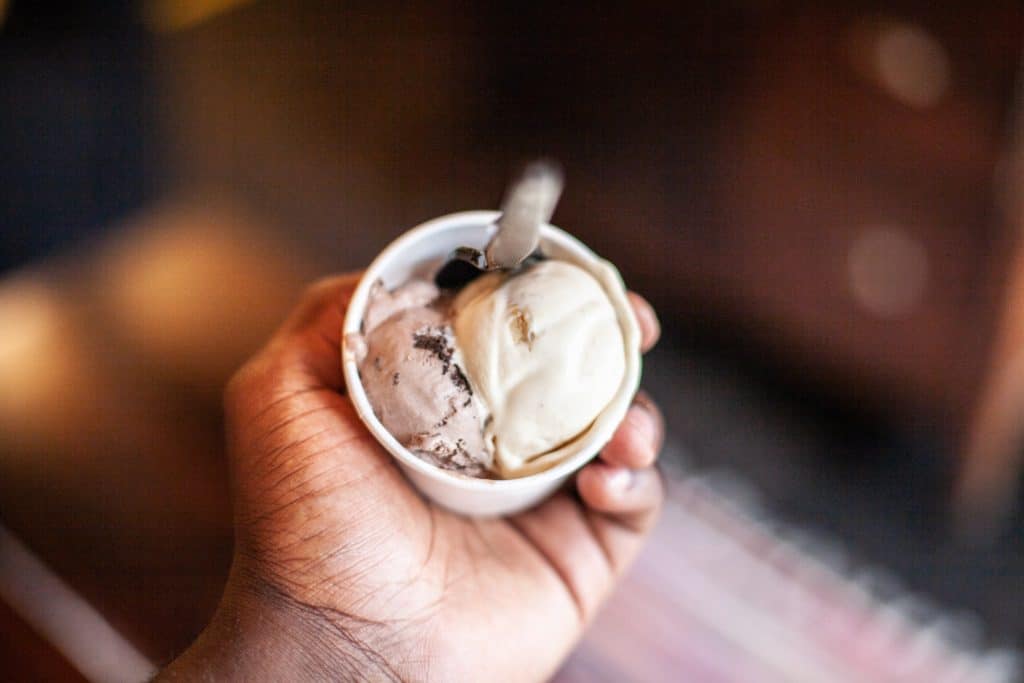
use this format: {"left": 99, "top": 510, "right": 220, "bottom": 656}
{"left": 158, "top": 273, "right": 664, "bottom": 682}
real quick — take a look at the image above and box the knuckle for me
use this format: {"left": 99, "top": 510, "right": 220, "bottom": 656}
{"left": 223, "top": 367, "right": 250, "bottom": 411}
{"left": 302, "top": 273, "right": 359, "bottom": 304}
{"left": 303, "top": 276, "right": 338, "bottom": 300}
{"left": 224, "top": 356, "right": 269, "bottom": 412}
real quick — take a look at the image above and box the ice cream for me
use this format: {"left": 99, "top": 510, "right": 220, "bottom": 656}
{"left": 356, "top": 258, "right": 627, "bottom": 479}
{"left": 357, "top": 280, "right": 492, "bottom": 476}
{"left": 452, "top": 260, "right": 625, "bottom": 477}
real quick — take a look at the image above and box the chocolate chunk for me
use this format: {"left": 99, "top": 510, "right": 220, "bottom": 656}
{"left": 450, "top": 364, "right": 472, "bottom": 396}
{"left": 412, "top": 329, "right": 454, "bottom": 375}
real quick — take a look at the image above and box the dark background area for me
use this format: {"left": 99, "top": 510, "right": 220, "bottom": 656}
{"left": 0, "top": 0, "right": 152, "bottom": 268}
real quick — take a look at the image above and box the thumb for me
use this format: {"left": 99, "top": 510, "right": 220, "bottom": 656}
{"left": 222, "top": 274, "right": 396, "bottom": 523}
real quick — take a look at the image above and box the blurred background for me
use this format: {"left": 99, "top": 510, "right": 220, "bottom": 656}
{"left": 2, "top": 1, "right": 1024, "bottom": 680}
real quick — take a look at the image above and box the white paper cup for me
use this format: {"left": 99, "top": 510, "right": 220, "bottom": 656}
{"left": 342, "top": 211, "right": 642, "bottom": 516}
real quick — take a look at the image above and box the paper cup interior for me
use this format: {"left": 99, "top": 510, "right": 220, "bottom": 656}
{"left": 342, "top": 211, "right": 642, "bottom": 513}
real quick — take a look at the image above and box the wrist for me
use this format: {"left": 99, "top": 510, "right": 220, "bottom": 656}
{"left": 157, "top": 563, "right": 401, "bottom": 682}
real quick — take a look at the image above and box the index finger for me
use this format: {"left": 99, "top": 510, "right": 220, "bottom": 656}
{"left": 242, "top": 273, "right": 362, "bottom": 394}
{"left": 277, "top": 272, "right": 362, "bottom": 344}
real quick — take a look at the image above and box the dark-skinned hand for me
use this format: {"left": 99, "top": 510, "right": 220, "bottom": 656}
{"left": 159, "top": 273, "right": 664, "bottom": 682}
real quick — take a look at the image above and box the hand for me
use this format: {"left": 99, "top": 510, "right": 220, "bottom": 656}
{"left": 159, "top": 273, "right": 664, "bottom": 682}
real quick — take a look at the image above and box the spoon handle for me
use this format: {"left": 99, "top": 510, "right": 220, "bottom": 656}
{"left": 485, "top": 160, "right": 564, "bottom": 269}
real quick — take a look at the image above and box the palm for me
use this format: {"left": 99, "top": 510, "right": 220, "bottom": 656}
{"left": 219, "top": 275, "right": 662, "bottom": 682}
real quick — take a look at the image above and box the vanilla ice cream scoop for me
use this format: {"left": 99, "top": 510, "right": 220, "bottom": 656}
{"left": 452, "top": 260, "right": 626, "bottom": 477}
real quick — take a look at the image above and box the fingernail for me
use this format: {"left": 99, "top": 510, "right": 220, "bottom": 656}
{"left": 606, "top": 467, "right": 633, "bottom": 493}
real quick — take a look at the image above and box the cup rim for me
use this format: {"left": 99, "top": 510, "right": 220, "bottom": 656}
{"left": 341, "top": 210, "right": 640, "bottom": 492}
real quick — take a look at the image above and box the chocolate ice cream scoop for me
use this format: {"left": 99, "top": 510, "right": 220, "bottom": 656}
{"left": 357, "top": 281, "right": 491, "bottom": 476}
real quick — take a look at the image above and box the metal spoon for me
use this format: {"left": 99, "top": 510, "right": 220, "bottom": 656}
{"left": 486, "top": 159, "right": 563, "bottom": 269}
{"left": 436, "top": 161, "right": 564, "bottom": 288}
